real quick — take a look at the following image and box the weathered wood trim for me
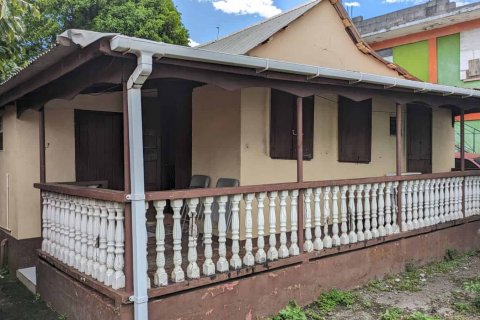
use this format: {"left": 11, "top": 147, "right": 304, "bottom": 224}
{"left": 34, "top": 183, "right": 127, "bottom": 202}
{"left": 146, "top": 171, "right": 480, "bottom": 201}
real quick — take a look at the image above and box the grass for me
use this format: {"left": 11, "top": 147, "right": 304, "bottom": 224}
{"left": 270, "top": 249, "right": 479, "bottom": 320}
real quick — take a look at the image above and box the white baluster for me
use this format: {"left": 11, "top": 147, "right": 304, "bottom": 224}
{"left": 348, "top": 185, "right": 357, "bottom": 243}
{"left": 323, "top": 187, "right": 332, "bottom": 248}
{"left": 364, "top": 184, "right": 372, "bottom": 240}
{"left": 393, "top": 182, "right": 400, "bottom": 234}
{"left": 243, "top": 194, "right": 255, "bottom": 266}
{"left": 378, "top": 183, "right": 386, "bottom": 236}
{"left": 46, "top": 193, "right": 54, "bottom": 255}
{"left": 412, "top": 181, "right": 419, "bottom": 229}
{"left": 466, "top": 177, "right": 472, "bottom": 217}
{"left": 433, "top": 179, "right": 440, "bottom": 224}
{"left": 400, "top": 182, "right": 407, "bottom": 232}
{"left": 112, "top": 203, "right": 125, "bottom": 289}
{"left": 92, "top": 200, "right": 101, "bottom": 278}
{"left": 356, "top": 184, "right": 365, "bottom": 241}
{"left": 58, "top": 195, "right": 65, "bottom": 260}
{"left": 171, "top": 199, "right": 185, "bottom": 281}
{"left": 457, "top": 177, "right": 463, "bottom": 219}
{"left": 304, "top": 188, "right": 314, "bottom": 252}
{"left": 331, "top": 186, "right": 340, "bottom": 246}
{"left": 68, "top": 197, "right": 76, "bottom": 267}
{"left": 278, "top": 191, "right": 289, "bottom": 258}
{"left": 41, "top": 192, "right": 48, "bottom": 252}
{"left": 186, "top": 198, "right": 200, "bottom": 279}
{"left": 86, "top": 199, "right": 94, "bottom": 275}
{"left": 97, "top": 201, "right": 108, "bottom": 282}
{"left": 53, "top": 194, "right": 61, "bottom": 257}
{"left": 62, "top": 196, "right": 70, "bottom": 262}
{"left": 255, "top": 192, "right": 267, "bottom": 263}
{"left": 423, "top": 180, "right": 431, "bottom": 226}
{"left": 230, "top": 194, "right": 242, "bottom": 269}
{"left": 385, "top": 182, "right": 393, "bottom": 235}
{"left": 104, "top": 202, "right": 115, "bottom": 285}
{"left": 474, "top": 178, "right": 479, "bottom": 215}
{"left": 216, "top": 196, "right": 229, "bottom": 272}
{"left": 440, "top": 179, "right": 446, "bottom": 223}
{"left": 80, "top": 199, "right": 89, "bottom": 273}
{"left": 445, "top": 179, "right": 451, "bottom": 221}
{"left": 340, "top": 186, "right": 349, "bottom": 245}
{"left": 289, "top": 190, "right": 300, "bottom": 255}
{"left": 267, "top": 192, "right": 278, "bottom": 261}
{"left": 202, "top": 197, "right": 216, "bottom": 275}
{"left": 406, "top": 181, "right": 413, "bottom": 230}
{"left": 418, "top": 180, "right": 425, "bottom": 228}
{"left": 313, "top": 188, "right": 323, "bottom": 251}
{"left": 371, "top": 184, "right": 379, "bottom": 238}
{"left": 153, "top": 200, "right": 168, "bottom": 286}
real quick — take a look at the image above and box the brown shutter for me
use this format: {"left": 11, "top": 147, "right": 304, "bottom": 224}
{"left": 270, "top": 89, "right": 295, "bottom": 159}
{"left": 338, "top": 96, "right": 372, "bottom": 163}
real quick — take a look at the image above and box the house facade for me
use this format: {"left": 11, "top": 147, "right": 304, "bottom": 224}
{"left": 355, "top": 0, "right": 480, "bottom": 154}
{"left": 0, "top": 1, "right": 479, "bottom": 319}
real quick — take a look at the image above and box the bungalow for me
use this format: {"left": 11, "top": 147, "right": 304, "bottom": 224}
{"left": 0, "top": 1, "right": 479, "bottom": 319}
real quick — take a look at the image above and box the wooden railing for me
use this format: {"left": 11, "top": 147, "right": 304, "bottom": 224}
{"left": 34, "top": 171, "right": 480, "bottom": 295}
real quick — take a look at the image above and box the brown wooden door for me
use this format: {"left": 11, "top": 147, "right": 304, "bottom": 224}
{"left": 75, "top": 110, "right": 124, "bottom": 190}
{"left": 407, "top": 104, "right": 432, "bottom": 173}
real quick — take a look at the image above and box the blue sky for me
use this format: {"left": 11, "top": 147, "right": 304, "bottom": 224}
{"left": 173, "top": 0, "right": 480, "bottom": 46}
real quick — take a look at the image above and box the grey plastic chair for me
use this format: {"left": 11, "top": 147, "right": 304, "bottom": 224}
{"left": 180, "top": 175, "right": 211, "bottom": 231}
{"left": 211, "top": 178, "right": 240, "bottom": 230}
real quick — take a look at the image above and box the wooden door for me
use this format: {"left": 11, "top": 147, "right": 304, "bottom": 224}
{"left": 407, "top": 104, "right": 432, "bottom": 173}
{"left": 75, "top": 110, "right": 124, "bottom": 190}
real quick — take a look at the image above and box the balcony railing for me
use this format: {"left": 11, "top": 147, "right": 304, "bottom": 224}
{"left": 34, "top": 171, "right": 480, "bottom": 297}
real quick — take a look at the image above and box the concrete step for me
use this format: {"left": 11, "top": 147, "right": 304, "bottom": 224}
{"left": 16, "top": 267, "right": 36, "bottom": 294}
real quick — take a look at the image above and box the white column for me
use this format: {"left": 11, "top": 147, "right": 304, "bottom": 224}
{"left": 186, "top": 198, "right": 200, "bottom": 279}
{"left": 340, "top": 186, "right": 349, "bottom": 245}
{"left": 202, "top": 197, "right": 215, "bottom": 275}
{"left": 97, "top": 201, "right": 108, "bottom": 283}
{"left": 267, "top": 191, "right": 278, "bottom": 261}
{"left": 371, "top": 184, "right": 379, "bottom": 238}
{"left": 153, "top": 200, "right": 167, "bottom": 286}
{"left": 364, "top": 184, "right": 372, "bottom": 240}
{"left": 356, "top": 184, "right": 364, "bottom": 241}
{"left": 216, "top": 196, "right": 229, "bottom": 272}
{"left": 303, "top": 188, "right": 314, "bottom": 252}
{"left": 278, "top": 191, "right": 289, "bottom": 258}
{"left": 313, "top": 188, "right": 323, "bottom": 251}
{"left": 323, "top": 187, "right": 332, "bottom": 248}
{"left": 348, "top": 185, "right": 357, "bottom": 243}
{"left": 255, "top": 192, "right": 267, "bottom": 263}
{"left": 171, "top": 199, "right": 185, "bottom": 281}
{"left": 112, "top": 203, "right": 125, "bottom": 289}
{"left": 331, "top": 186, "right": 340, "bottom": 246}
{"left": 378, "top": 183, "right": 386, "bottom": 236}
{"left": 243, "top": 193, "right": 255, "bottom": 266}
{"left": 230, "top": 194, "right": 242, "bottom": 269}
{"left": 289, "top": 190, "right": 300, "bottom": 256}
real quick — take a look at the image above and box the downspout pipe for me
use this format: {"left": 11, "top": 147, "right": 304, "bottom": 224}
{"left": 125, "top": 50, "right": 153, "bottom": 320}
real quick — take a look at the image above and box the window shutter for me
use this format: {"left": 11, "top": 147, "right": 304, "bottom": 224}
{"left": 338, "top": 96, "right": 372, "bottom": 163}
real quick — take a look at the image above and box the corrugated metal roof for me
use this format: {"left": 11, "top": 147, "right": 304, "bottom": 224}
{"left": 199, "top": 0, "right": 321, "bottom": 54}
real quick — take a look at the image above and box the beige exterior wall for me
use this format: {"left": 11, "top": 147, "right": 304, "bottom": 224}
{"left": 192, "top": 85, "right": 241, "bottom": 186}
{"left": 432, "top": 108, "right": 455, "bottom": 173}
{"left": 0, "top": 107, "right": 40, "bottom": 239}
{"left": 248, "top": 1, "right": 400, "bottom": 78}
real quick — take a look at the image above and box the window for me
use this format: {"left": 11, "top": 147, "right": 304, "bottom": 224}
{"left": 270, "top": 89, "right": 314, "bottom": 160}
{"left": 0, "top": 116, "right": 3, "bottom": 151}
{"left": 338, "top": 96, "right": 372, "bottom": 163}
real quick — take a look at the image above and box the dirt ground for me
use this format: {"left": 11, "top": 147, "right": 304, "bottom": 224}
{"left": 273, "top": 250, "right": 480, "bottom": 320}
{"left": 0, "top": 268, "right": 61, "bottom": 320}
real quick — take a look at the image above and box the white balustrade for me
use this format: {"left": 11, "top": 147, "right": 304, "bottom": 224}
{"left": 313, "top": 188, "right": 323, "bottom": 251}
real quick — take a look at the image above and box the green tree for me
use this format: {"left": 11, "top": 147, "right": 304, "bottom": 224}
{"left": 3, "top": 0, "right": 189, "bottom": 81}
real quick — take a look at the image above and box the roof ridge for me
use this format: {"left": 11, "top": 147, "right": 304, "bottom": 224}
{"left": 199, "top": 0, "right": 321, "bottom": 48}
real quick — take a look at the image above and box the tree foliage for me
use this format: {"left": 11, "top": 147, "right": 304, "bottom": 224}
{"left": 1, "top": 0, "right": 189, "bottom": 81}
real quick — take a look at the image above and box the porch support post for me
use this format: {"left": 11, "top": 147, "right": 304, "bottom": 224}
{"left": 461, "top": 109, "right": 466, "bottom": 217}
{"left": 126, "top": 52, "right": 153, "bottom": 320}
{"left": 296, "top": 97, "right": 304, "bottom": 250}
{"left": 123, "top": 80, "right": 133, "bottom": 293}
{"left": 39, "top": 106, "right": 46, "bottom": 183}
{"left": 396, "top": 103, "right": 403, "bottom": 228}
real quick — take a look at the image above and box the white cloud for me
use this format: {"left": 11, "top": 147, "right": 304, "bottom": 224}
{"left": 453, "top": 0, "right": 471, "bottom": 6}
{"left": 383, "top": 0, "right": 470, "bottom": 5}
{"left": 344, "top": 1, "right": 361, "bottom": 7}
{"left": 188, "top": 38, "right": 200, "bottom": 47}
{"left": 207, "top": 0, "right": 282, "bottom": 18}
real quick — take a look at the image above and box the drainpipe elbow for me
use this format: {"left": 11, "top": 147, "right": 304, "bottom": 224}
{"left": 127, "top": 51, "right": 154, "bottom": 90}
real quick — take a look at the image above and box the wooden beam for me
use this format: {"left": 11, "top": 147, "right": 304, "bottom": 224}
{"left": 296, "top": 97, "right": 304, "bottom": 251}
{"left": 39, "top": 107, "right": 46, "bottom": 183}
{"left": 461, "top": 109, "right": 465, "bottom": 171}
{"left": 396, "top": 103, "right": 403, "bottom": 176}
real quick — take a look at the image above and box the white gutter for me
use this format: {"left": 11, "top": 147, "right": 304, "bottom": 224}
{"left": 125, "top": 49, "right": 153, "bottom": 320}
{"left": 110, "top": 35, "right": 480, "bottom": 100}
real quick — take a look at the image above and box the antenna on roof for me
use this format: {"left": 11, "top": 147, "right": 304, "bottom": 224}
{"left": 216, "top": 26, "right": 220, "bottom": 40}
